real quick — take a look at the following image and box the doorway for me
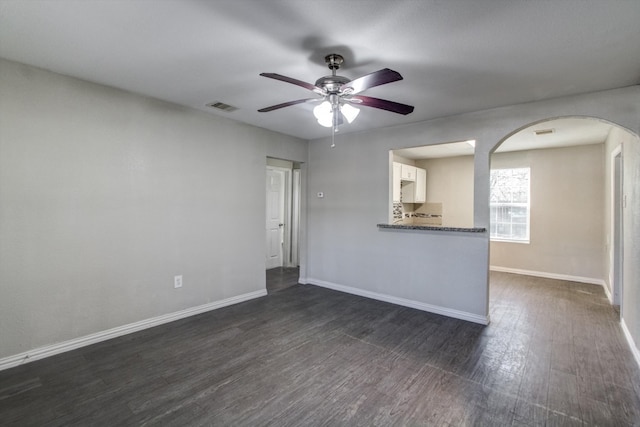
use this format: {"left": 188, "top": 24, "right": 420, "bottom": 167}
{"left": 265, "top": 158, "right": 301, "bottom": 269}
{"left": 611, "top": 146, "right": 623, "bottom": 308}
{"left": 265, "top": 158, "right": 301, "bottom": 293}
{"left": 488, "top": 117, "right": 636, "bottom": 316}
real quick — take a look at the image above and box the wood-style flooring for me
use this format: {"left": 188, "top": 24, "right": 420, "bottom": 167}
{"left": 266, "top": 266, "right": 299, "bottom": 294}
{"left": 1, "top": 272, "right": 639, "bottom": 426}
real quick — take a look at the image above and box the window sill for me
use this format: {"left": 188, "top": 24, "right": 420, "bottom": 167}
{"left": 490, "top": 238, "right": 530, "bottom": 244}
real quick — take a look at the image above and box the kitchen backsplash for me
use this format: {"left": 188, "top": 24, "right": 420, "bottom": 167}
{"left": 416, "top": 202, "right": 443, "bottom": 217}
{"left": 407, "top": 212, "right": 443, "bottom": 219}
{"left": 393, "top": 201, "right": 443, "bottom": 222}
{"left": 393, "top": 202, "right": 403, "bottom": 219}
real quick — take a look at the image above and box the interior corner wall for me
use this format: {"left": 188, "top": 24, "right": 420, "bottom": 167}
{"left": 305, "top": 85, "right": 639, "bottom": 329}
{"left": 0, "top": 58, "right": 307, "bottom": 360}
{"left": 490, "top": 144, "right": 605, "bottom": 281}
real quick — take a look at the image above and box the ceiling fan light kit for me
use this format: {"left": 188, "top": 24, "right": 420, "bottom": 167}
{"left": 312, "top": 100, "right": 334, "bottom": 127}
{"left": 258, "top": 53, "right": 414, "bottom": 146}
{"left": 312, "top": 96, "right": 360, "bottom": 128}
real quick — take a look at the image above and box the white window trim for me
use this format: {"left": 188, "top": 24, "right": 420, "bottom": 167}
{"left": 490, "top": 167, "right": 531, "bottom": 244}
{"left": 491, "top": 237, "right": 530, "bottom": 244}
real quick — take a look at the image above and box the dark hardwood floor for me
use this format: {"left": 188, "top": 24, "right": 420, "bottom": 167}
{"left": 1, "top": 272, "right": 639, "bottom": 426}
{"left": 266, "top": 266, "right": 300, "bottom": 294}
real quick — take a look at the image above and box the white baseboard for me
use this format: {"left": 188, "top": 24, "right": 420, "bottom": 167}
{"left": 602, "top": 280, "right": 613, "bottom": 303}
{"left": 489, "top": 266, "right": 606, "bottom": 287}
{"left": 306, "top": 278, "right": 489, "bottom": 325}
{"left": 0, "top": 289, "right": 267, "bottom": 372}
{"left": 621, "top": 318, "right": 640, "bottom": 370}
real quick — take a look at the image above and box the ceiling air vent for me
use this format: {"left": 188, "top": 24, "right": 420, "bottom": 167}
{"left": 206, "top": 101, "right": 238, "bottom": 112}
{"left": 534, "top": 128, "right": 554, "bottom": 136}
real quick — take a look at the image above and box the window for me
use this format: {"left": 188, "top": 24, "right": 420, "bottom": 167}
{"left": 490, "top": 168, "right": 530, "bottom": 242}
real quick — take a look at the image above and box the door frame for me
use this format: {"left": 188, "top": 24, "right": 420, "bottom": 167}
{"left": 610, "top": 145, "right": 624, "bottom": 308}
{"left": 291, "top": 168, "right": 301, "bottom": 267}
{"left": 266, "top": 164, "right": 299, "bottom": 268}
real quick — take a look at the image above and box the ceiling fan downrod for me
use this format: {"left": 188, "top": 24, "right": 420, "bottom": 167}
{"left": 315, "top": 54, "right": 350, "bottom": 93}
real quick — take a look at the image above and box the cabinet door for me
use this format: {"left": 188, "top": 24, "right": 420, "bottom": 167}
{"left": 401, "top": 164, "right": 416, "bottom": 181}
{"left": 402, "top": 182, "right": 416, "bottom": 203}
{"left": 392, "top": 163, "right": 402, "bottom": 202}
{"left": 415, "top": 168, "right": 426, "bottom": 203}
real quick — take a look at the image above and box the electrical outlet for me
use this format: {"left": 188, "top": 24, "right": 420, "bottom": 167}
{"left": 174, "top": 275, "right": 182, "bottom": 288}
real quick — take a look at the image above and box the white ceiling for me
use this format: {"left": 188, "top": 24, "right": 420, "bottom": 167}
{"left": 1, "top": 0, "right": 639, "bottom": 141}
{"left": 395, "top": 141, "right": 477, "bottom": 160}
{"left": 495, "top": 118, "right": 613, "bottom": 153}
{"left": 393, "top": 118, "right": 613, "bottom": 159}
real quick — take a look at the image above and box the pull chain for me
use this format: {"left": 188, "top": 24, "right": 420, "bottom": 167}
{"left": 331, "top": 103, "right": 337, "bottom": 148}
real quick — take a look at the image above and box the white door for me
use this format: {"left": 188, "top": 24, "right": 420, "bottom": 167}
{"left": 266, "top": 168, "right": 285, "bottom": 269}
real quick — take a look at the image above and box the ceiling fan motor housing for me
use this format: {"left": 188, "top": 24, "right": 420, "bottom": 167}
{"left": 315, "top": 75, "right": 350, "bottom": 93}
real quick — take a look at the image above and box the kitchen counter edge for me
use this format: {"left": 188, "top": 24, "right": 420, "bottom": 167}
{"left": 377, "top": 223, "right": 486, "bottom": 233}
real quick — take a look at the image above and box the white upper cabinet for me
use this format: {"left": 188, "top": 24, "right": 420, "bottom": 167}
{"left": 401, "top": 166, "right": 426, "bottom": 203}
{"left": 401, "top": 164, "right": 416, "bottom": 181}
{"left": 414, "top": 167, "right": 426, "bottom": 203}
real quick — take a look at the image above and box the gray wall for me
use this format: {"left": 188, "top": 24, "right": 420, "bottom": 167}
{"left": 2, "top": 56, "right": 639, "bottom": 364}
{"left": 490, "top": 144, "right": 605, "bottom": 281}
{"left": 307, "top": 128, "right": 490, "bottom": 322}
{"left": 0, "top": 59, "right": 307, "bottom": 359}
{"left": 305, "top": 86, "right": 639, "bottom": 344}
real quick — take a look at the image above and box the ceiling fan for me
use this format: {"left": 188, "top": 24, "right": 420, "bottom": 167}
{"left": 258, "top": 54, "right": 414, "bottom": 129}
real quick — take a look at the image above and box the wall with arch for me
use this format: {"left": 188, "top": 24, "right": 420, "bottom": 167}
{"left": 305, "top": 86, "right": 639, "bottom": 358}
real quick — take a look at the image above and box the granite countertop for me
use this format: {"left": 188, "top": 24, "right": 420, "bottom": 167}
{"left": 377, "top": 223, "right": 486, "bottom": 233}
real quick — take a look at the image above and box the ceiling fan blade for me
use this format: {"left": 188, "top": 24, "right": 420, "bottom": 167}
{"left": 259, "top": 73, "right": 325, "bottom": 94}
{"left": 350, "top": 95, "right": 414, "bottom": 115}
{"left": 341, "top": 68, "right": 403, "bottom": 95}
{"left": 258, "top": 98, "right": 318, "bottom": 112}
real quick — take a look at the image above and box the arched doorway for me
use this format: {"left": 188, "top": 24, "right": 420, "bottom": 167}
{"left": 488, "top": 116, "right": 638, "bottom": 321}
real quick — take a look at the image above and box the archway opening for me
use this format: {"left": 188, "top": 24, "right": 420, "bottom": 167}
{"left": 488, "top": 116, "right": 638, "bottom": 322}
